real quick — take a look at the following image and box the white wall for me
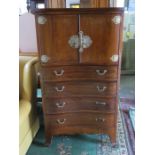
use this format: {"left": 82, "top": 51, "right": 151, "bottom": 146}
{"left": 116, "top": 0, "right": 125, "bottom": 7}
{"left": 19, "top": 0, "right": 27, "bottom": 15}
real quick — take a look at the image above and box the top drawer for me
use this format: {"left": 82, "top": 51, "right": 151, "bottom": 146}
{"left": 41, "top": 66, "right": 118, "bottom": 82}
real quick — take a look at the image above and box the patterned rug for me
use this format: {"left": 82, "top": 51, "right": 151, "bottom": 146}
{"left": 120, "top": 98, "right": 135, "bottom": 155}
{"left": 26, "top": 108, "right": 129, "bottom": 155}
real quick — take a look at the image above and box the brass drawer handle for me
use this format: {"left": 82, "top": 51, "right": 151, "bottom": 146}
{"left": 57, "top": 118, "right": 66, "bottom": 125}
{"left": 96, "top": 69, "right": 107, "bottom": 76}
{"left": 56, "top": 102, "right": 66, "bottom": 108}
{"left": 97, "top": 85, "right": 107, "bottom": 92}
{"left": 55, "top": 86, "right": 65, "bottom": 92}
{"left": 96, "top": 117, "right": 105, "bottom": 122}
{"left": 95, "top": 101, "right": 106, "bottom": 106}
{"left": 54, "top": 69, "right": 64, "bottom": 76}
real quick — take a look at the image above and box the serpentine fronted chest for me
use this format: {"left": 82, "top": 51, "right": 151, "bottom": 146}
{"left": 32, "top": 8, "right": 124, "bottom": 146}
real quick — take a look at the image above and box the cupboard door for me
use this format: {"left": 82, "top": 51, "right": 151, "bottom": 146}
{"left": 79, "top": 14, "right": 121, "bottom": 65}
{"left": 36, "top": 15, "right": 79, "bottom": 66}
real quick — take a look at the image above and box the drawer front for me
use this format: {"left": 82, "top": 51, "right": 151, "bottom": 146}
{"left": 47, "top": 126, "right": 116, "bottom": 136}
{"left": 41, "top": 66, "right": 118, "bottom": 82}
{"left": 43, "top": 82, "right": 117, "bottom": 97}
{"left": 44, "top": 97, "right": 117, "bottom": 114}
{"left": 45, "top": 112, "right": 116, "bottom": 128}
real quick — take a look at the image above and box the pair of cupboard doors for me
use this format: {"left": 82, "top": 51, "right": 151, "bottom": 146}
{"left": 35, "top": 9, "right": 123, "bottom": 66}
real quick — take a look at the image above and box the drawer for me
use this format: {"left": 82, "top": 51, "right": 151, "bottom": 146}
{"left": 43, "top": 97, "right": 117, "bottom": 114}
{"left": 45, "top": 112, "right": 115, "bottom": 128}
{"left": 47, "top": 126, "right": 116, "bottom": 137}
{"left": 40, "top": 66, "right": 118, "bottom": 82}
{"left": 42, "top": 81, "right": 117, "bottom": 97}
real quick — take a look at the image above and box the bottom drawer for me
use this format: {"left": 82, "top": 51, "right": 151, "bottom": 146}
{"left": 45, "top": 112, "right": 116, "bottom": 129}
{"left": 46, "top": 126, "right": 116, "bottom": 137}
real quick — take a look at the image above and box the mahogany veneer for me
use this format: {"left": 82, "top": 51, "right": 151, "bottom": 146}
{"left": 32, "top": 8, "right": 124, "bottom": 146}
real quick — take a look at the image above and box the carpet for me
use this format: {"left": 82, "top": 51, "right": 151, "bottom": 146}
{"left": 26, "top": 108, "right": 129, "bottom": 155}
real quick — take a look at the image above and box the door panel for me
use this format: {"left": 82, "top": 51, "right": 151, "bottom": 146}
{"left": 79, "top": 14, "right": 121, "bottom": 65}
{"left": 36, "top": 15, "right": 79, "bottom": 66}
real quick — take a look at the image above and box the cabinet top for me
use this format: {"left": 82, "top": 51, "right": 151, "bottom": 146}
{"left": 31, "top": 8, "right": 124, "bottom": 15}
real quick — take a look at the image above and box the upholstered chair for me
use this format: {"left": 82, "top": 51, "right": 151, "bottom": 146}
{"left": 19, "top": 56, "right": 40, "bottom": 155}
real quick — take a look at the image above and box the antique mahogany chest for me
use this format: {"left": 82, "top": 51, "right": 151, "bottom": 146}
{"left": 32, "top": 8, "right": 124, "bottom": 146}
